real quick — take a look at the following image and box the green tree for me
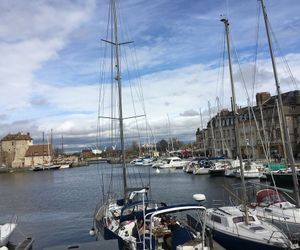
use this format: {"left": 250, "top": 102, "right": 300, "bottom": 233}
{"left": 156, "top": 139, "right": 168, "bottom": 152}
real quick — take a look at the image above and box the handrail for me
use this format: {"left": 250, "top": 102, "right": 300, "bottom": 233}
{"left": 234, "top": 223, "right": 239, "bottom": 236}
{"left": 267, "top": 230, "right": 289, "bottom": 247}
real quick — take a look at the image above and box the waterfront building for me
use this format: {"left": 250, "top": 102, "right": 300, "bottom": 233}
{"left": 195, "top": 128, "right": 208, "bottom": 156}
{"left": 81, "top": 149, "right": 96, "bottom": 159}
{"left": 24, "top": 144, "right": 53, "bottom": 167}
{"left": 196, "top": 90, "right": 300, "bottom": 159}
{"left": 0, "top": 132, "right": 33, "bottom": 168}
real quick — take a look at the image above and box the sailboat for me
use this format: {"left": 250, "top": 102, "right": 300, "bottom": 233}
{"left": 204, "top": 16, "right": 296, "bottom": 250}
{"left": 0, "top": 217, "right": 17, "bottom": 247}
{"left": 249, "top": 189, "right": 300, "bottom": 240}
{"left": 248, "top": 0, "right": 300, "bottom": 242}
{"left": 90, "top": 1, "right": 211, "bottom": 249}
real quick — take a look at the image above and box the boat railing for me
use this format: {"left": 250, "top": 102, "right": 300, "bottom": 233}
{"left": 289, "top": 231, "right": 300, "bottom": 244}
{"left": 267, "top": 230, "right": 290, "bottom": 246}
{"left": 234, "top": 223, "right": 240, "bottom": 236}
{"left": 146, "top": 206, "right": 207, "bottom": 250}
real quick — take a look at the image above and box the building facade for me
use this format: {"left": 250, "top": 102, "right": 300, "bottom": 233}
{"left": 195, "top": 90, "right": 300, "bottom": 160}
{"left": 0, "top": 132, "right": 33, "bottom": 168}
{"left": 24, "top": 144, "right": 53, "bottom": 167}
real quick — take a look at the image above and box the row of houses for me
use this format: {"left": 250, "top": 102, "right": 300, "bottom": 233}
{"left": 195, "top": 90, "right": 300, "bottom": 160}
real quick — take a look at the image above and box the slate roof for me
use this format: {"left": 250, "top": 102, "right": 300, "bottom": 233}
{"left": 1, "top": 132, "right": 32, "bottom": 142}
{"left": 25, "top": 144, "right": 53, "bottom": 157}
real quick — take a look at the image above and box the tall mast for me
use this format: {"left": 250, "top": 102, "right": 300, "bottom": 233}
{"left": 199, "top": 108, "right": 207, "bottom": 157}
{"left": 61, "top": 135, "right": 64, "bottom": 155}
{"left": 258, "top": 101, "right": 269, "bottom": 159}
{"left": 221, "top": 16, "right": 249, "bottom": 224}
{"left": 247, "top": 98, "right": 255, "bottom": 159}
{"left": 276, "top": 99, "right": 287, "bottom": 163}
{"left": 208, "top": 101, "right": 216, "bottom": 157}
{"left": 42, "top": 131, "right": 45, "bottom": 165}
{"left": 167, "top": 114, "right": 174, "bottom": 152}
{"left": 112, "top": 0, "right": 127, "bottom": 200}
{"left": 260, "top": 0, "right": 300, "bottom": 207}
{"left": 0, "top": 140, "right": 2, "bottom": 167}
{"left": 217, "top": 97, "right": 225, "bottom": 155}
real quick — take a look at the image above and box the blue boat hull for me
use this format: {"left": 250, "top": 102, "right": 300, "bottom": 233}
{"left": 210, "top": 227, "right": 286, "bottom": 250}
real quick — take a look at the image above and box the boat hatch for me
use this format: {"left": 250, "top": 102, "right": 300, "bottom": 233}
{"left": 249, "top": 226, "right": 265, "bottom": 232}
{"left": 232, "top": 216, "right": 255, "bottom": 223}
{"left": 264, "top": 208, "right": 272, "bottom": 213}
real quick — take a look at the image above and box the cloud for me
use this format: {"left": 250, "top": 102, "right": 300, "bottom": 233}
{"left": 180, "top": 109, "right": 199, "bottom": 117}
{"left": 0, "top": 114, "right": 7, "bottom": 121}
{"left": 0, "top": 0, "right": 95, "bottom": 112}
{"left": 1, "top": 0, "right": 300, "bottom": 151}
{"left": 30, "top": 98, "right": 49, "bottom": 106}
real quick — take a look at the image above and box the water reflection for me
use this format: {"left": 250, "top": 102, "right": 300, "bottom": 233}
{"left": 0, "top": 164, "right": 243, "bottom": 249}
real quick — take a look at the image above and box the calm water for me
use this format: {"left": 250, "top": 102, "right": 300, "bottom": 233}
{"left": 0, "top": 164, "right": 246, "bottom": 249}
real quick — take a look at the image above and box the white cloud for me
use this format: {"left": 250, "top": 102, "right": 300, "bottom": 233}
{"left": 180, "top": 110, "right": 199, "bottom": 117}
{"left": 0, "top": 0, "right": 95, "bottom": 111}
{"left": 1, "top": 0, "right": 300, "bottom": 151}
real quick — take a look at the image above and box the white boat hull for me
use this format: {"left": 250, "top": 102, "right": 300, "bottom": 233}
{"left": 193, "top": 168, "right": 209, "bottom": 175}
{"left": 0, "top": 223, "right": 17, "bottom": 247}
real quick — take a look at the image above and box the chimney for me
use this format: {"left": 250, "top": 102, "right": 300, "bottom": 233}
{"left": 256, "top": 92, "right": 271, "bottom": 106}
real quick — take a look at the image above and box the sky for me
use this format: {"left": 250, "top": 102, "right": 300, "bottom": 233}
{"left": 0, "top": 0, "right": 299, "bottom": 152}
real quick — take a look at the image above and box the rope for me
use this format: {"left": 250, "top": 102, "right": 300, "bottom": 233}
{"left": 268, "top": 21, "right": 299, "bottom": 90}
{"left": 226, "top": 20, "right": 280, "bottom": 195}
{"left": 251, "top": 2, "right": 261, "bottom": 106}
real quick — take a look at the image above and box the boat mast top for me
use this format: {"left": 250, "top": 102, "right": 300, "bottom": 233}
{"left": 221, "top": 16, "right": 249, "bottom": 224}
{"left": 111, "top": 0, "right": 128, "bottom": 200}
{"left": 259, "top": 0, "right": 300, "bottom": 207}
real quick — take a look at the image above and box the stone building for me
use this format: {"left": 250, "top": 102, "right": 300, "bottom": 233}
{"left": 24, "top": 144, "right": 53, "bottom": 167}
{"left": 195, "top": 90, "right": 300, "bottom": 160}
{"left": 195, "top": 128, "right": 208, "bottom": 156}
{"left": 0, "top": 132, "right": 33, "bottom": 168}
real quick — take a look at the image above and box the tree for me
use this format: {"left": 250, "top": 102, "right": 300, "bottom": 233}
{"left": 131, "top": 141, "right": 140, "bottom": 155}
{"left": 156, "top": 139, "right": 168, "bottom": 153}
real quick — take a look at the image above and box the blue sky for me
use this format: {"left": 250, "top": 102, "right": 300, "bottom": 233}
{"left": 0, "top": 0, "right": 299, "bottom": 151}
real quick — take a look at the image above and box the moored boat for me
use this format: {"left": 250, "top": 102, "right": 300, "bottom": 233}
{"left": 159, "top": 157, "right": 189, "bottom": 169}
{"left": 249, "top": 189, "right": 300, "bottom": 242}
{"left": 0, "top": 217, "right": 17, "bottom": 247}
{"left": 208, "top": 162, "right": 225, "bottom": 176}
{"left": 235, "top": 161, "right": 261, "bottom": 179}
{"left": 205, "top": 206, "right": 297, "bottom": 250}
{"left": 90, "top": 0, "right": 212, "bottom": 248}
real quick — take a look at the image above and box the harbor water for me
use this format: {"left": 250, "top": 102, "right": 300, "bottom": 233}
{"left": 0, "top": 163, "right": 253, "bottom": 249}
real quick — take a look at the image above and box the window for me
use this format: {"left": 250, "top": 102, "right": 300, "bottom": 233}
{"left": 233, "top": 216, "right": 255, "bottom": 223}
{"left": 211, "top": 215, "right": 222, "bottom": 223}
